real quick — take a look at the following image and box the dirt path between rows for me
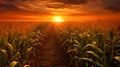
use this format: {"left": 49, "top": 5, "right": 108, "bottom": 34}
{"left": 38, "top": 24, "right": 68, "bottom": 67}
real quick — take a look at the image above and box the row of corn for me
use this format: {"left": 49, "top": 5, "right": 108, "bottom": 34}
{"left": 0, "top": 24, "right": 48, "bottom": 67}
{"left": 58, "top": 26, "right": 120, "bottom": 67}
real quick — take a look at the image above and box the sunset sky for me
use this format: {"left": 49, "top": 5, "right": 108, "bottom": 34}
{"left": 0, "top": 0, "right": 120, "bottom": 22}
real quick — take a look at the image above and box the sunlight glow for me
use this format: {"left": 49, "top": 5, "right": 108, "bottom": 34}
{"left": 53, "top": 16, "right": 64, "bottom": 23}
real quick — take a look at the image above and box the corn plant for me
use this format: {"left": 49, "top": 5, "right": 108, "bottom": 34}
{"left": 26, "top": 25, "right": 47, "bottom": 67}
{"left": 0, "top": 24, "right": 48, "bottom": 67}
{"left": 0, "top": 32, "right": 32, "bottom": 67}
{"left": 58, "top": 26, "right": 120, "bottom": 67}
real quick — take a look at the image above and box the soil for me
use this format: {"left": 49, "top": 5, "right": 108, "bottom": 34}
{"left": 37, "top": 24, "right": 68, "bottom": 67}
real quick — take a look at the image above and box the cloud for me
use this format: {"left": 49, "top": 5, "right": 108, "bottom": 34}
{"left": 102, "top": 0, "right": 120, "bottom": 12}
{"left": 51, "top": 0, "right": 120, "bottom": 12}
{"left": 0, "top": 0, "right": 24, "bottom": 11}
{"left": 0, "top": 0, "right": 120, "bottom": 16}
{"left": 51, "top": 0, "right": 87, "bottom": 4}
{"left": 45, "top": 2, "right": 66, "bottom": 9}
{"left": 0, "top": 0, "right": 51, "bottom": 13}
{"left": 0, "top": 4, "right": 22, "bottom": 12}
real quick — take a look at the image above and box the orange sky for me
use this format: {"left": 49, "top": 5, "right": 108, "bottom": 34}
{"left": 0, "top": 0, "right": 120, "bottom": 22}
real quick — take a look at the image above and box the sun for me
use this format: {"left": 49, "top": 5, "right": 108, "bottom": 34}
{"left": 53, "top": 16, "right": 64, "bottom": 23}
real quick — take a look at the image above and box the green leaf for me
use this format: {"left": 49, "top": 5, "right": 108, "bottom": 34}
{"left": 27, "top": 47, "right": 33, "bottom": 52}
{"left": 60, "top": 39, "right": 69, "bottom": 48}
{"left": 73, "top": 56, "right": 103, "bottom": 67}
{"left": 113, "top": 56, "right": 120, "bottom": 63}
{"left": 74, "top": 40, "right": 82, "bottom": 49}
{"left": 67, "top": 48, "right": 78, "bottom": 54}
{"left": 86, "top": 51, "right": 101, "bottom": 60}
{"left": 12, "top": 33, "right": 20, "bottom": 49}
{"left": 0, "top": 36, "right": 6, "bottom": 49}
{"left": 24, "top": 65, "right": 30, "bottom": 67}
{"left": 79, "top": 58, "right": 103, "bottom": 67}
{"left": 7, "top": 43, "right": 14, "bottom": 52}
{"left": 10, "top": 61, "right": 20, "bottom": 67}
{"left": 0, "top": 48, "right": 7, "bottom": 54}
{"left": 83, "top": 44, "right": 103, "bottom": 54}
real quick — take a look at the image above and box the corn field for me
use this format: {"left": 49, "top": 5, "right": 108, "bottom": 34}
{"left": 0, "top": 22, "right": 120, "bottom": 67}
{"left": 58, "top": 26, "right": 120, "bottom": 67}
{"left": 0, "top": 24, "right": 48, "bottom": 67}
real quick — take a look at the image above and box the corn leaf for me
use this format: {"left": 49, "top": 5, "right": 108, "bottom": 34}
{"left": 113, "top": 56, "right": 120, "bottom": 63}
{"left": 67, "top": 48, "right": 78, "bottom": 54}
{"left": 10, "top": 61, "right": 19, "bottom": 67}
{"left": 74, "top": 40, "right": 82, "bottom": 49}
{"left": 0, "top": 48, "right": 7, "bottom": 54}
{"left": 79, "top": 58, "right": 103, "bottom": 67}
{"left": 0, "top": 36, "right": 6, "bottom": 49}
{"left": 24, "top": 65, "right": 30, "bottom": 67}
{"left": 60, "top": 39, "right": 69, "bottom": 48}
{"left": 27, "top": 47, "right": 33, "bottom": 52}
{"left": 7, "top": 43, "right": 14, "bottom": 52}
{"left": 83, "top": 44, "right": 103, "bottom": 54}
{"left": 86, "top": 51, "right": 101, "bottom": 60}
